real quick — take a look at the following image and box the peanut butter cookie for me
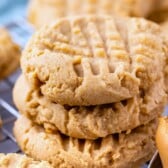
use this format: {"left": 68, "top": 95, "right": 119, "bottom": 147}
{"left": 0, "top": 153, "right": 53, "bottom": 168}
{"left": 148, "top": 10, "right": 168, "bottom": 23}
{"left": 147, "top": 0, "right": 168, "bottom": 23}
{"left": 156, "top": 117, "right": 168, "bottom": 168}
{"left": 0, "top": 28, "right": 20, "bottom": 80}
{"left": 159, "top": 21, "right": 168, "bottom": 95}
{"left": 155, "top": 0, "right": 168, "bottom": 12}
{"left": 14, "top": 115, "right": 157, "bottom": 168}
{"left": 28, "top": 0, "right": 156, "bottom": 28}
{"left": 13, "top": 75, "right": 165, "bottom": 139}
{"left": 21, "top": 16, "right": 166, "bottom": 106}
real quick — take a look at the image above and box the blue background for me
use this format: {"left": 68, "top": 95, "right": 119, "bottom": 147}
{"left": 0, "top": 0, "right": 28, "bottom": 24}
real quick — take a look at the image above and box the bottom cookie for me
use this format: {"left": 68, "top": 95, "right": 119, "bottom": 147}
{"left": 0, "top": 153, "right": 53, "bottom": 168}
{"left": 14, "top": 115, "right": 157, "bottom": 168}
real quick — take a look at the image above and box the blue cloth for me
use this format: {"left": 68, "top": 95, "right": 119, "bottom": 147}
{"left": 0, "top": 0, "right": 28, "bottom": 25}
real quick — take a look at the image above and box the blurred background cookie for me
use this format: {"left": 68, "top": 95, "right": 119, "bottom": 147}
{"left": 0, "top": 153, "right": 53, "bottom": 168}
{"left": 156, "top": 117, "right": 168, "bottom": 168}
{"left": 148, "top": 0, "right": 168, "bottom": 23}
{"left": 0, "top": 28, "right": 20, "bottom": 80}
{"left": 148, "top": 10, "right": 168, "bottom": 23}
{"left": 27, "top": 0, "right": 156, "bottom": 28}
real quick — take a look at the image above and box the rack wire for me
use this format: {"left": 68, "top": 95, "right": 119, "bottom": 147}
{"left": 0, "top": 17, "right": 33, "bottom": 153}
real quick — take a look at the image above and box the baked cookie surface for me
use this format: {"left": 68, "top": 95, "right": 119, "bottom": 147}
{"left": 14, "top": 115, "right": 157, "bottom": 168}
{"left": 158, "top": 21, "right": 168, "bottom": 96}
{"left": 0, "top": 28, "right": 20, "bottom": 80}
{"left": 21, "top": 15, "right": 166, "bottom": 106}
{"left": 0, "top": 153, "right": 53, "bottom": 168}
{"left": 13, "top": 75, "right": 165, "bottom": 139}
{"left": 28, "top": 0, "right": 156, "bottom": 28}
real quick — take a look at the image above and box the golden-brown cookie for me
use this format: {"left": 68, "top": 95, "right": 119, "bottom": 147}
{"left": 156, "top": 117, "right": 168, "bottom": 168}
{"left": 0, "top": 153, "right": 53, "bottom": 168}
{"left": 155, "top": 0, "right": 168, "bottom": 12}
{"left": 159, "top": 21, "right": 168, "bottom": 95}
{"left": 28, "top": 0, "right": 65, "bottom": 28}
{"left": 13, "top": 75, "right": 165, "bottom": 139}
{"left": 21, "top": 15, "right": 166, "bottom": 106}
{"left": 164, "top": 51, "right": 168, "bottom": 95}
{"left": 0, "top": 28, "right": 20, "bottom": 80}
{"left": 147, "top": 0, "right": 168, "bottom": 23}
{"left": 14, "top": 115, "right": 157, "bottom": 168}
{"left": 28, "top": 0, "right": 156, "bottom": 28}
{"left": 148, "top": 10, "right": 168, "bottom": 23}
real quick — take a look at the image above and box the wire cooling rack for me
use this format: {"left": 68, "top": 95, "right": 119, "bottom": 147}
{"left": 0, "top": 17, "right": 33, "bottom": 154}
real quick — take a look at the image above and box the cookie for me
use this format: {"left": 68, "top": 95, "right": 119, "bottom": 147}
{"left": 148, "top": 10, "right": 168, "bottom": 23}
{"left": 156, "top": 117, "right": 168, "bottom": 168}
{"left": 159, "top": 21, "right": 168, "bottom": 95}
{"left": 0, "top": 153, "right": 53, "bottom": 168}
{"left": 155, "top": 0, "right": 168, "bottom": 12}
{"left": 28, "top": 0, "right": 156, "bottom": 28}
{"left": 28, "top": 0, "right": 65, "bottom": 28}
{"left": 147, "top": 0, "right": 168, "bottom": 23}
{"left": 13, "top": 75, "right": 165, "bottom": 139}
{"left": 0, "top": 28, "right": 20, "bottom": 80}
{"left": 14, "top": 115, "right": 157, "bottom": 168}
{"left": 21, "top": 15, "right": 166, "bottom": 106}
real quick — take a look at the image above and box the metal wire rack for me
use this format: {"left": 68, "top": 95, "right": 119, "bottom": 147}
{"left": 0, "top": 17, "right": 33, "bottom": 153}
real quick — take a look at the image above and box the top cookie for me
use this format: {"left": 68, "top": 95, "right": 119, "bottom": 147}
{"left": 28, "top": 0, "right": 156, "bottom": 28}
{"left": 0, "top": 153, "right": 53, "bottom": 168}
{"left": 0, "top": 28, "right": 20, "bottom": 80}
{"left": 21, "top": 15, "right": 166, "bottom": 106}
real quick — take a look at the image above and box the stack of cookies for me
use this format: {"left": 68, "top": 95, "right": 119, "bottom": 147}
{"left": 13, "top": 15, "right": 168, "bottom": 167}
